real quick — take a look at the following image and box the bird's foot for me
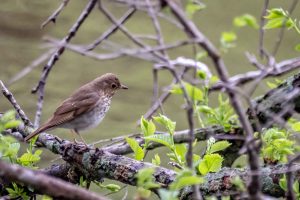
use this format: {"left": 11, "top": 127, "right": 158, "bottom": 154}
{"left": 73, "top": 138, "right": 87, "bottom": 147}
{"left": 54, "top": 136, "right": 63, "bottom": 143}
{"left": 72, "top": 139, "right": 90, "bottom": 152}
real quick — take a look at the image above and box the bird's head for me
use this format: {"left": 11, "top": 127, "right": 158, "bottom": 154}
{"left": 93, "top": 73, "right": 128, "bottom": 96}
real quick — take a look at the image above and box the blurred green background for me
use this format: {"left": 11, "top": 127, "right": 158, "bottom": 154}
{"left": 0, "top": 0, "right": 299, "bottom": 199}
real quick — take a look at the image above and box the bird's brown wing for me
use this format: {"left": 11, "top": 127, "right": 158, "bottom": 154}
{"left": 24, "top": 92, "right": 99, "bottom": 141}
{"left": 44, "top": 92, "right": 100, "bottom": 128}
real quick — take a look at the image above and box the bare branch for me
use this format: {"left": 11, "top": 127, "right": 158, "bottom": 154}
{"left": 41, "top": 0, "right": 70, "bottom": 29}
{"left": 8, "top": 48, "right": 56, "bottom": 85}
{"left": 32, "top": 0, "right": 97, "bottom": 127}
{"left": 210, "top": 57, "right": 300, "bottom": 91}
{"left": 258, "top": 0, "right": 269, "bottom": 59}
{"left": 0, "top": 160, "right": 108, "bottom": 200}
{"left": 162, "top": 1, "right": 263, "bottom": 198}
{"left": 86, "top": 7, "right": 136, "bottom": 51}
{"left": 0, "top": 80, "right": 33, "bottom": 127}
{"left": 272, "top": 0, "right": 299, "bottom": 56}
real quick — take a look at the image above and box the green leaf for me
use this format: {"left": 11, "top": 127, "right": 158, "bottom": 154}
{"left": 210, "top": 76, "right": 219, "bottom": 85}
{"left": 262, "top": 128, "right": 295, "bottom": 163}
{"left": 220, "top": 31, "right": 237, "bottom": 50}
{"left": 198, "top": 105, "right": 214, "bottom": 114}
{"left": 136, "top": 168, "right": 160, "bottom": 189}
{"left": 196, "top": 51, "right": 208, "bottom": 61}
{"left": 170, "top": 176, "right": 204, "bottom": 190}
{"left": 175, "top": 144, "right": 187, "bottom": 161}
{"left": 79, "top": 176, "right": 87, "bottom": 188}
{"left": 221, "top": 31, "right": 237, "bottom": 43}
{"left": 266, "top": 81, "right": 278, "bottom": 89}
{"left": 231, "top": 176, "right": 246, "bottom": 191}
{"left": 145, "top": 134, "right": 174, "bottom": 149}
{"left": 4, "top": 120, "right": 21, "bottom": 129}
{"left": 42, "top": 195, "right": 53, "bottom": 200}
{"left": 295, "top": 44, "right": 300, "bottom": 52}
{"left": 1, "top": 110, "right": 16, "bottom": 123}
{"left": 6, "top": 183, "right": 29, "bottom": 200}
{"left": 141, "top": 116, "right": 156, "bottom": 137}
{"left": 292, "top": 122, "right": 300, "bottom": 132}
{"left": 104, "top": 184, "right": 121, "bottom": 192}
{"left": 293, "top": 181, "right": 299, "bottom": 193}
{"left": 198, "top": 154, "right": 223, "bottom": 175}
{"left": 125, "top": 137, "right": 144, "bottom": 161}
{"left": 233, "top": 14, "right": 259, "bottom": 29}
{"left": 152, "top": 154, "right": 161, "bottom": 166}
{"left": 170, "top": 82, "right": 203, "bottom": 102}
{"left": 264, "top": 8, "right": 294, "bottom": 29}
{"left": 153, "top": 114, "right": 176, "bottom": 135}
{"left": 185, "top": 1, "right": 205, "bottom": 18}
{"left": 5, "top": 142, "right": 20, "bottom": 158}
{"left": 208, "top": 141, "right": 231, "bottom": 154}
{"left": 197, "top": 70, "right": 207, "bottom": 80}
{"left": 94, "top": 181, "right": 121, "bottom": 192}
{"left": 18, "top": 150, "right": 42, "bottom": 167}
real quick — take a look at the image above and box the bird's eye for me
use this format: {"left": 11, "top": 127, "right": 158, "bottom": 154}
{"left": 111, "top": 83, "right": 117, "bottom": 89}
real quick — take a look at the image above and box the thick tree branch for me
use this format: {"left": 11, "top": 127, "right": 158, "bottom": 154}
{"left": 0, "top": 160, "right": 108, "bottom": 200}
{"left": 1, "top": 71, "right": 300, "bottom": 199}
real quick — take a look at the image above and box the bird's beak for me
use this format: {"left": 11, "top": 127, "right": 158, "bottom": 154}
{"left": 120, "top": 84, "right": 128, "bottom": 89}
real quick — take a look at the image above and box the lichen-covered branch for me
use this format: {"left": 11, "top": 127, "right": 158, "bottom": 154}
{"left": 3, "top": 60, "right": 300, "bottom": 199}
{"left": 248, "top": 72, "right": 300, "bottom": 128}
{"left": 21, "top": 148, "right": 300, "bottom": 199}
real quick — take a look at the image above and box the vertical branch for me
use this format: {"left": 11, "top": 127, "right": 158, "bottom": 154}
{"left": 272, "top": 0, "right": 299, "bottom": 56}
{"left": 145, "top": 0, "right": 168, "bottom": 114}
{"left": 144, "top": 4, "right": 198, "bottom": 192}
{"left": 31, "top": 0, "right": 97, "bottom": 127}
{"left": 258, "top": 0, "right": 269, "bottom": 59}
{"left": 163, "top": 1, "right": 262, "bottom": 199}
{"left": 286, "top": 154, "right": 300, "bottom": 200}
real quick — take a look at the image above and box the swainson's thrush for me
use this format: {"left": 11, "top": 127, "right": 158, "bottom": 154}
{"left": 24, "top": 73, "right": 128, "bottom": 144}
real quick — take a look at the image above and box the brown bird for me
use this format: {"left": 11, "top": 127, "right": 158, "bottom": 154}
{"left": 24, "top": 73, "right": 128, "bottom": 144}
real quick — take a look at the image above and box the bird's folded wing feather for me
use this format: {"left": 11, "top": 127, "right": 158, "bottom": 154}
{"left": 24, "top": 91, "right": 100, "bottom": 141}
{"left": 45, "top": 92, "right": 100, "bottom": 128}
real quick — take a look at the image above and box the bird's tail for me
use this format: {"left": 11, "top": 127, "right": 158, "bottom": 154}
{"left": 24, "top": 125, "right": 49, "bottom": 142}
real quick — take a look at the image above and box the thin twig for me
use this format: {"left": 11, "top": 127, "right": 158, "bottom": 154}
{"left": 210, "top": 57, "right": 300, "bottom": 91}
{"left": 287, "top": 154, "right": 300, "bottom": 200}
{"left": 163, "top": 1, "right": 262, "bottom": 199}
{"left": 258, "top": 0, "right": 269, "bottom": 59}
{"left": 97, "top": 0, "right": 167, "bottom": 62}
{"left": 8, "top": 48, "right": 56, "bottom": 85}
{"left": 272, "top": 0, "right": 299, "bottom": 56}
{"left": 41, "top": 0, "right": 70, "bottom": 29}
{"left": 86, "top": 7, "right": 136, "bottom": 51}
{"left": 32, "top": 0, "right": 97, "bottom": 127}
{"left": 0, "top": 80, "right": 33, "bottom": 127}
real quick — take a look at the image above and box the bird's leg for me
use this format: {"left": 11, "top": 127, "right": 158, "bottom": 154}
{"left": 73, "top": 129, "right": 88, "bottom": 147}
{"left": 70, "top": 129, "right": 80, "bottom": 144}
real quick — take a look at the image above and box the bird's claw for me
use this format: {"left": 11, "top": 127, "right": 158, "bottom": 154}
{"left": 54, "top": 136, "right": 63, "bottom": 143}
{"left": 72, "top": 139, "right": 90, "bottom": 153}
